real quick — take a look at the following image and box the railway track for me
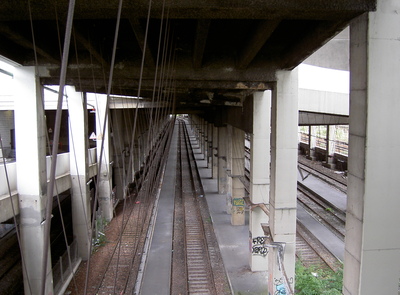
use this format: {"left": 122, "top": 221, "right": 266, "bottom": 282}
{"left": 298, "top": 160, "right": 347, "bottom": 193}
{"left": 171, "top": 120, "right": 231, "bottom": 295}
{"left": 0, "top": 228, "right": 23, "bottom": 294}
{"left": 245, "top": 144, "right": 345, "bottom": 270}
{"left": 297, "top": 184, "right": 346, "bottom": 241}
{"left": 296, "top": 223, "right": 342, "bottom": 271}
{"left": 296, "top": 159, "right": 346, "bottom": 268}
{"left": 65, "top": 121, "right": 174, "bottom": 295}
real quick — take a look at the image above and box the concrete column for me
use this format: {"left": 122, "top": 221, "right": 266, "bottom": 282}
{"left": 133, "top": 137, "right": 140, "bottom": 173}
{"left": 96, "top": 96, "right": 113, "bottom": 221}
{"left": 309, "top": 126, "right": 317, "bottom": 160}
{"left": 14, "top": 66, "right": 53, "bottom": 294}
{"left": 212, "top": 125, "right": 218, "bottom": 179}
{"left": 307, "top": 126, "right": 312, "bottom": 158}
{"left": 249, "top": 90, "right": 271, "bottom": 271}
{"left": 200, "top": 118, "right": 204, "bottom": 156}
{"left": 230, "top": 127, "right": 245, "bottom": 225}
{"left": 202, "top": 119, "right": 207, "bottom": 158}
{"left": 217, "top": 126, "right": 228, "bottom": 194}
{"left": 207, "top": 123, "right": 213, "bottom": 169}
{"left": 142, "top": 112, "right": 148, "bottom": 166}
{"left": 200, "top": 118, "right": 206, "bottom": 158}
{"left": 328, "top": 125, "right": 336, "bottom": 156}
{"left": 344, "top": 3, "right": 400, "bottom": 294}
{"left": 268, "top": 70, "right": 298, "bottom": 295}
{"left": 194, "top": 115, "right": 200, "bottom": 141}
{"left": 111, "top": 110, "right": 126, "bottom": 201}
{"left": 68, "top": 89, "right": 91, "bottom": 260}
{"left": 225, "top": 125, "right": 233, "bottom": 214}
{"left": 142, "top": 130, "right": 149, "bottom": 163}
{"left": 136, "top": 111, "right": 145, "bottom": 172}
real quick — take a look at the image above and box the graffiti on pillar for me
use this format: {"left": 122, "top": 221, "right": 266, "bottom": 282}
{"left": 233, "top": 198, "right": 245, "bottom": 214}
{"left": 274, "top": 277, "right": 294, "bottom": 295}
{"left": 251, "top": 236, "right": 268, "bottom": 256}
{"left": 233, "top": 198, "right": 244, "bottom": 206}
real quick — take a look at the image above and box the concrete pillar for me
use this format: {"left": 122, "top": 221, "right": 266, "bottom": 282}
{"left": 194, "top": 115, "right": 200, "bottom": 141}
{"left": 225, "top": 125, "right": 233, "bottom": 214}
{"left": 249, "top": 90, "right": 271, "bottom": 271}
{"left": 142, "top": 112, "right": 149, "bottom": 166}
{"left": 328, "top": 125, "right": 336, "bottom": 156}
{"left": 268, "top": 70, "right": 298, "bottom": 295}
{"left": 217, "top": 126, "right": 228, "bottom": 194}
{"left": 309, "top": 126, "right": 317, "bottom": 160}
{"left": 96, "top": 95, "right": 113, "bottom": 221}
{"left": 111, "top": 110, "right": 126, "bottom": 201}
{"left": 14, "top": 66, "right": 53, "bottom": 294}
{"left": 133, "top": 137, "right": 140, "bottom": 173}
{"left": 230, "top": 127, "right": 245, "bottom": 225}
{"left": 198, "top": 117, "right": 203, "bottom": 154}
{"left": 344, "top": 3, "right": 400, "bottom": 294}
{"left": 203, "top": 120, "right": 208, "bottom": 161}
{"left": 212, "top": 125, "right": 218, "bottom": 179}
{"left": 68, "top": 89, "right": 91, "bottom": 260}
{"left": 201, "top": 118, "right": 206, "bottom": 158}
{"left": 207, "top": 123, "right": 213, "bottom": 169}
{"left": 307, "top": 125, "right": 312, "bottom": 158}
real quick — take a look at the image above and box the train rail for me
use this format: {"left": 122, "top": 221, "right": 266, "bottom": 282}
{"left": 0, "top": 228, "right": 23, "bottom": 294}
{"left": 296, "top": 223, "right": 342, "bottom": 271}
{"left": 297, "top": 183, "right": 346, "bottom": 241}
{"left": 298, "top": 159, "right": 347, "bottom": 193}
{"left": 245, "top": 142, "right": 345, "bottom": 270}
{"left": 66, "top": 121, "right": 174, "bottom": 294}
{"left": 171, "top": 120, "right": 231, "bottom": 295}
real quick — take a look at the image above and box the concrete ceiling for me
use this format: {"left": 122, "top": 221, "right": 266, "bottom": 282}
{"left": 0, "top": 0, "right": 375, "bottom": 114}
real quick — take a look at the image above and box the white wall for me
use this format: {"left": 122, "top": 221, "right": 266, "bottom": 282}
{"left": 298, "top": 64, "right": 349, "bottom": 116}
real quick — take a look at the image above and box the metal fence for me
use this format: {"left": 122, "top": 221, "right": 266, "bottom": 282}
{"left": 298, "top": 132, "right": 348, "bottom": 156}
{"left": 53, "top": 240, "right": 80, "bottom": 294}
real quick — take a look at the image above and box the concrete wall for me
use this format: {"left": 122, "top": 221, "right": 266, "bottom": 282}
{"left": 304, "top": 27, "right": 349, "bottom": 71}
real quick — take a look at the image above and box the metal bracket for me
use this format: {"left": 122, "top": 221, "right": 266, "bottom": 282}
{"left": 243, "top": 196, "right": 269, "bottom": 216}
{"left": 225, "top": 169, "right": 242, "bottom": 178}
{"left": 264, "top": 242, "right": 286, "bottom": 271}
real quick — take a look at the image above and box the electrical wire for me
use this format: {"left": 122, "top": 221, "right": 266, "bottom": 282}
{"left": 41, "top": 0, "right": 76, "bottom": 293}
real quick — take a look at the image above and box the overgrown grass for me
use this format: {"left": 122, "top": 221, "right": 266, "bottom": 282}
{"left": 295, "top": 261, "right": 343, "bottom": 295}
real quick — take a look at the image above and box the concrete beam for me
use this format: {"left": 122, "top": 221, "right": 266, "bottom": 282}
{"left": 1, "top": 1, "right": 376, "bottom": 21}
{"left": 299, "top": 111, "right": 349, "bottom": 126}
{"left": 237, "top": 20, "right": 280, "bottom": 69}
{"left": 193, "top": 19, "right": 211, "bottom": 68}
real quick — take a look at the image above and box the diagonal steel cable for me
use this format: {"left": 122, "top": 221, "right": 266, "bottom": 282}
{"left": 41, "top": 0, "right": 76, "bottom": 293}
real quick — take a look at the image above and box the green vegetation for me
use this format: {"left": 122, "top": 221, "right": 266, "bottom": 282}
{"left": 295, "top": 261, "right": 343, "bottom": 295}
{"left": 92, "top": 217, "right": 108, "bottom": 252}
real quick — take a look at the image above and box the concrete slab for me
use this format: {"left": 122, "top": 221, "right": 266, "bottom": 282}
{"left": 297, "top": 205, "right": 344, "bottom": 261}
{"left": 193, "top": 136, "right": 269, "bottom": 295}
{"left": 139, "top": 124, "right": 178, "bottom": 295}
{"left": 298, "top": 171, "right": 347, "bottom": 212}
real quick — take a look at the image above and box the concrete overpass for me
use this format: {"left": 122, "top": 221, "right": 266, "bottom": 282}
{"left": 1, "top": 1, "right": 400, "bottom": 295}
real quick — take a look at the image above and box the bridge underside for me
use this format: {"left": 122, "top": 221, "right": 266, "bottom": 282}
{"left": 0, "top": 0, "right": 375, "bottom": 119}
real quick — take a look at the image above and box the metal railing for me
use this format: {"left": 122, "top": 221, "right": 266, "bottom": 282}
{"left": 53, "top": 240, "right": 80, "bottom": 294}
